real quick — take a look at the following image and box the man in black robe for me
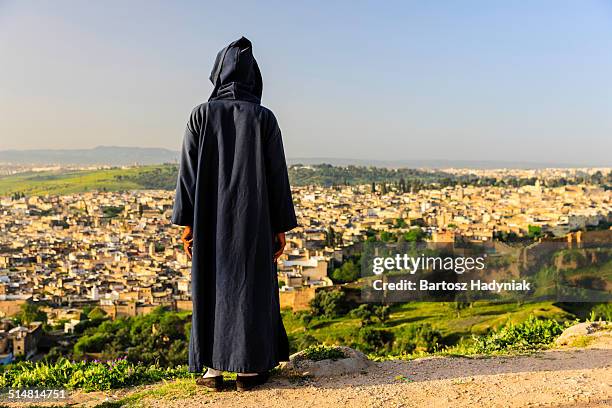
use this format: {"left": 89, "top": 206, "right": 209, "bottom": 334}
{"left": 172, "top": 36, "right": 297, "bottom": 391}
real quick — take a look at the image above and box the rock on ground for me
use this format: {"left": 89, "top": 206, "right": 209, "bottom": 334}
{"left": 280, "top": 346, "right": 372, "bottom": 377}
{"left": 556, "top": 321, "right": 611, "bottom": 347}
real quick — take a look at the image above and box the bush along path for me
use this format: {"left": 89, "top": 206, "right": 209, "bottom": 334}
{"left": 0, "top": 357, "right": 193, "bottom": 391}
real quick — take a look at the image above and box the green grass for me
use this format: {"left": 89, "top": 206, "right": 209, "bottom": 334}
{"left": 83, "top": 378, "right": 201, "bottom": 407}
{"left": 0, "top": 358, "right": 194, "bottom": 392}
{"left": 299, "top": 345, "right": 347, "bottom": 361}
{"left": 283, "top": 301, "right": 573, "bottom": 353}
{"left": 97, "top": 378, "right": 200, "bottom": 407}
{"left": 469, "top": 315, "right": 572, "bottom": 353}
{"left": 0, "top": 165, "right": 178, "bottom": 196}
{"left": 90, "top": 372, "right": 244, "bottom": 407}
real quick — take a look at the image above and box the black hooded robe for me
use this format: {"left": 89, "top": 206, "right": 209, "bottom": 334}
{"left": 171, "top": 37, "right": 297, "bottom": 373}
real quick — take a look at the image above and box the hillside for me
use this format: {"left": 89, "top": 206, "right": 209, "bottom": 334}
{"left": 0, "top": 164, "right": 451, "bottom": 196}
{"left": 0, "top": 163, "right": 461, "bottom": 197}
{"left": 283, "top": 301, "right": 573, "bottom": 354}
{"left": 3, "top": 163, "right": 605, "bottom": 197}
{"left": 0, "top": 165, "right": 178, "bottom": 196}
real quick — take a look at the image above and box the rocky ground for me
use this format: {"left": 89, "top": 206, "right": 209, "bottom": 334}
{"left": 8, "top": 327, "right": 612, "bottom": 408}
{"left": 145, "top": 347, "right": 611, "bottom": 408}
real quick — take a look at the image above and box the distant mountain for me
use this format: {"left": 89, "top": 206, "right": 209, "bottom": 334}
{"left": 0, "top": 146, "right": 179, "bottom": 166}
{"left": 287, "top": 157, "right": 606, "bottom": 169}
{"left": 0, "top": 147, "right": 607, "bottom": 169}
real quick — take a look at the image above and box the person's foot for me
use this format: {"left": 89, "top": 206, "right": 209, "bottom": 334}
{"left": 236, "top": 371, "right": 270, "bottom": 391}
{"left": 196, "top": 369, "right": 223, "bottom": 391}
{"left": 196, "top": 375, "right": 223, "bottom": 391}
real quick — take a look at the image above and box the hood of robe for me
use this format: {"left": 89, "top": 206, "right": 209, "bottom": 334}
{"left": 209, "top": 37, "right": 263, "bottom": 104}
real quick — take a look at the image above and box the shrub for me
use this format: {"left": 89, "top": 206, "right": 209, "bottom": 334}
{"left": 16, "top": 302, "right": 47, "bottom": 325}
{"left": 73, "top": 333, "right": 110, "bottom": 355}
{"left": 392, "top": 324, "right": 442, "bottom": 354}
{"left": 527, "top": 225, "right": 542, "bottom": 239}
{"left": 590, "top": 303, "right": 612, "bottom": 321}
{"left": 295, "top": 334, "right": 319, "bottom": 351}
{"left": 298, "top": 312, "right": 313, "bottom": 328}
{"left": 561, "top": 250, "right": 586, "bottom": 265}
{"left": 349, "top": 304, "right": 375, "bottom": 325}
{"left": 0, "top": 357, "right": 193, "bottom": 391}
{"left": 72, "top": 308, "right": 190, "bottom": 366}
{"left": 309, "top": 289, "right": 351, "bottom": 318}
{"left": 349, "top": 304, "right": 390, "bottom": 326}
{"left": 330, "top": 260, "right": 360, "bottom": 283}
{"left": 403, "top": 228, "right": 426, "bottom": 242}
{"left": 300, "top": 345, "right": 346, "bottom": 361}
{"left": 473, "top": 316, "right": 570, "bottom": 353}
{"left": 358, "top": 327, "right": 394, "bottom": 353}
{"left": 374, "top": 305, "right": 390, "bottom": 323}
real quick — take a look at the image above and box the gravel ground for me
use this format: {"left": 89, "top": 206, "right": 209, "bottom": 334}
{"left": 142, "top": 341, "right": 611, "bottom": 408}
{"left": 8, "top": 337, "right": 611, "bottom": 408}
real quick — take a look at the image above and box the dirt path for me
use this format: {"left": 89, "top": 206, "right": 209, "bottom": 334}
{"left": 9, "top": 340, "right": 612, "bottom": 407}
{"left": 139, "top": 345, "right": 612, "bottom": 408}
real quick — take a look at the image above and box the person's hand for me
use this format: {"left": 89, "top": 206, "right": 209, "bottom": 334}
{"left": 181, "top": 226, "right": 193, "bottom": 259}
{"left": 274, "top": 232, "right": 286, "bottom": 262}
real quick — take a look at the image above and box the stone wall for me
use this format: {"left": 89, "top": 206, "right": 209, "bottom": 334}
{"left": 280, "top": 287, "right": 317, "bottom": 311}
{"left": 0, "top": 299, "right": 27, "bottom": 318}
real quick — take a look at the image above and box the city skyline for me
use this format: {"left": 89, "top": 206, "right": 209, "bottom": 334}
{"left": 1, "top": 1, "right": 612, "bottom": 165}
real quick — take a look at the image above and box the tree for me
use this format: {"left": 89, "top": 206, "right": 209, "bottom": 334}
{"left": 527, "top": 225, "right": 543, "bottom": 240}
{"left": 590, "top": 171, "right": 603, "bottom": 185}
{"left": 495, "top": 230, "right": 519, "bottom": 242}
{"left": 358, "top": 327, "right": 394, "bottom": 353}
{"left": 87, "top": 307, "right": 107, "bottom": 321}
{"left": 349, "top": 304, "right": 375, "bottom": 326}
{"left": 365, "top": 228, "right": 377, "bottom": 242}
{"left": 74, "top": 332, "right": 110, "bottom": 355}
{"left": 309, "top": 290, "right": 350, "bottom": 318}
{"left": 374, "top": 305, "right": 390, "bottom": 323}
{"left": 394, "top": 218, "right": 407, "bottom": 228}
{"left": 392, "top": 324, "right": 442, "bottom": 354}
{"left": 17, "top": 302, "right": 47, "bottom": 325}
{"left": 325, "top": 226, "right": 336, "bottom": 247}
{"left": 399, "top": 177, "right": 407, "bottom": 193}
{"left": 349, "top": 304, "right": 390, "bottom": 327}
{"left": 330, "top": 260, "right": 360, "bottom": 283}
{"left": 380, "top": 231, "right": 394, "bottom": 242}
{"left": 404, "top": 228, "right": 425, "bottom": 242}
{"left": 72, "top": 308, "right": 190, "bottom": 366}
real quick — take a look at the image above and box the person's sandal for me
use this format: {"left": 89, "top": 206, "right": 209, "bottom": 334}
{"left": 236, "top": 372, "right": 270, "bottom": 391}
{"left": 196, "top": 374, "right": 223, "bottom": 391}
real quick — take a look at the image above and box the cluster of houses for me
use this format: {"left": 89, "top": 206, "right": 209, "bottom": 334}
{"left": 0, "top": 171, "right": 610, "bottom": 361}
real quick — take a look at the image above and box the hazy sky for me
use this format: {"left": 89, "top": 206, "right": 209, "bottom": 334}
{"left": 1, "top": 1, "right": 611, "bottom": 165}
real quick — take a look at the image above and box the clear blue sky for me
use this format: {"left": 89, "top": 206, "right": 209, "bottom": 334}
{"left": 1, "top": 0, "right": 611, "bottom": 165}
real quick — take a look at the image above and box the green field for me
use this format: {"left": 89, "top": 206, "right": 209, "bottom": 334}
{"left": 282, "top": 300, "right": 574, "bottom": 354}
{"left": 2, "top": 163, "right": 609, "bottom": 197}
{"left": 0, "top": 165, "right": 178, "bottom": 196}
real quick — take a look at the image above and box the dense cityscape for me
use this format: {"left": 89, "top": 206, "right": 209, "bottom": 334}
{"left": 0, "top": 165, "right": 610, "bottom": 361}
